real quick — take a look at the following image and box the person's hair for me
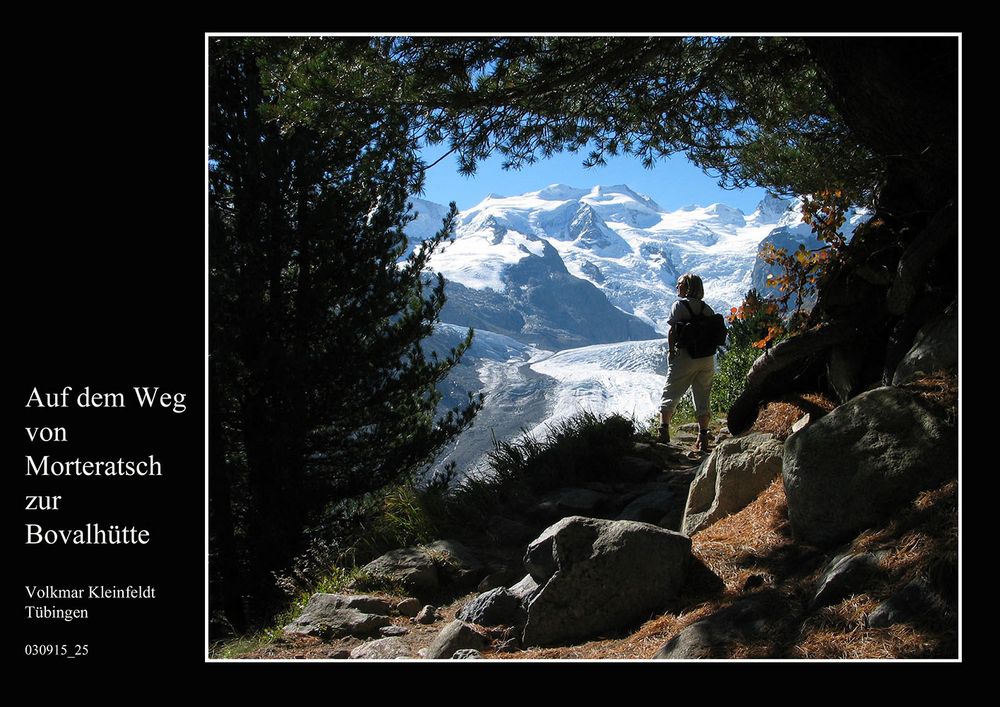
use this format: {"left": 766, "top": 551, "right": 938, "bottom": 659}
{"left": 678, "top": 273, "right": 705, "bottom": 300}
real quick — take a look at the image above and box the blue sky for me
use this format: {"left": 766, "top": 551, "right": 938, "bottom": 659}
{"left": 417, "top": 142, "right": 772, "bottom": 214}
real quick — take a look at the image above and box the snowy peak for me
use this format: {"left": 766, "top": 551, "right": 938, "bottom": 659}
{"left": 567, "top": 204, "right": 632, "bottom": 257}
{"left": 751, "top": 194, "right": 795, "bottom": 223}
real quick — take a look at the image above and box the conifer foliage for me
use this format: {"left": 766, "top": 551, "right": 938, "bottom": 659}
{"left": 209, "top": 38, "right": 479, "bottom": 630}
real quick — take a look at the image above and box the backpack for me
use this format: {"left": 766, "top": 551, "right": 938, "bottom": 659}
{"left": 675, "top": 300, "right": 728, "bottom": 358}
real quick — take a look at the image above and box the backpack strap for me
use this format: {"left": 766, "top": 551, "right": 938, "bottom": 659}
{"left": 679, "top": 299, "right": 705, "bottom": 318}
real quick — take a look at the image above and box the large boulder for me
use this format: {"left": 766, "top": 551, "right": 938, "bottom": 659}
{"left": 283, "top": 604, "right": 391, "bottom": 639}
{"left": 350, "top": 637, "right": 412, "bottom": 660}
{"left": 521, "top": 516, "right": 691, "bottom": 647}
{"left": 654, "top": 597, "right": 769, "bottom": 659}
{"left": 812, "top": 551, "right": 885, "bottom": 608}
{"left": 892, "top": 306, "right": 958, "bottom": 385}
{"left": 529, "top": 487, "right": 611, "bottom": 522}
{"left": 457, "top": 587, "right": 526, "bottom": 627}
{"left": 422, "top": 539, "right": 485, "bottom": 588}
{"left": 615, "top": 486, "right": 678, "bottom": 526}
{"left": 424, "top": 620, "right": 489, "bottom": 659}
{"left": 783, "top": 387, "right": 957, "bottom": 547}
{"left": 362, "top": 548, "right": 440, "bottom": 590}
{"left": 681, "top": 433, "right": 784, "bottom": 535}
{"left": 509, "top": 574, "right": 542, "bottom": 604}
{"left": 362, "top": 540, "right": 484, "bottom": 591}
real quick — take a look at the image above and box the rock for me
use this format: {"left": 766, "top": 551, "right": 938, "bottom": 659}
{"left": 784, "top": 387, "right": 957, "bottom": 546}
{"left": 681, "top": 433, "right": 784, "bottom": 535}
{"left": 509, "top": 574, "right": 542, "bottom": 604}
{"left": 326, "top": 649, "right": 351, "bottom": 659}
{"left": 362, "top": 540, "right": 484, "bottom": 591}
{"left": 423, "top": 539, "right": 485, "bottom": 587}
{"left": 521, "top": 516, "right": 691, "bottom": 647}
{"left": 583, "top": 481, "right": 616, "bottom": 494}
{"left": 425, "top": 620, "right": 488, "bottom": 659}
{"left": 867, "top": 578, "right": 951, "bottom": 628}
{"left": 828, "top": 344, "right": 866, "bottom": 403}
{"left": 451, "top": 649, "right": 483, "bottom": 659}
{"left": 362, "top": 548, "right": 440, "bottom": 590}
{"left": 350, "top": 637, "right": 412, "bottom": 660}
{"left": 524, "top": 523, "right": 564, "bottom": 583}
{"left": 283, "top": 606, "right": 391, "bottom": 639}
{"left": 529, "top": 487, "right": 610, "bottom": 522}
{"left": 654, "top": 620, "right": 740, "bottom": 659}
{"left": 457, "top": 587, "right": 526, "bottom": 627}
{"left": 654, "top": 597, "right": 768, "bottom": 659}
{"left": 293, "top": 592, "right": 392, "bottom": 618}
{"left": 477, "top": 568, "right": 522, "bottom": 593}
{"left": 791, "top": 413, "right": 811, "bottom": 434}
{"left": 415, "top": 605, "right": 438, "bottom": 624}
{"left": 487, "top": 516, "right": 537, "bottom": 546}
{"left": 395, "top": 598, "right": 421, "bottom": 617}
{"left": 893, "top": 307, "right": 958, "bottom": 385}
{"left": 812, "top": 551, "right": 883, "bottom": 608}
{"left": 614, "top": 456, "right": 659, "bottom": 482}
{"left": 379, "top": 625, "right": 410, "bottom": 637}
{"left": 616, "top": 486, "right": 678, "bottom": 526}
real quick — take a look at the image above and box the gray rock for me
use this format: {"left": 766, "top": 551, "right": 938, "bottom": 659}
{"left": 682, "top": 433, "right": 784, "bottom": 535}
{"left": 379, "top": 625, "right": 410, "bottom": 637}
{"left": 828, "top": 344, "right": 866, "bottom": 403}
{"left": 283, "top": 606, "right": 391, "bottom": 639}
{"left": 362, "top": 548, "right": 440, "bottom": 590}
{"left": 654, "top": 597, "right": 768, "bottom": 659}
{"left": 451, "top": 649, "right": 483, "bottom": 659}
{"left": 457, "top": 587, "right": 526, "bottom": 627}
{"left": 893, "top": 307, "right": 958, "bottom": 385}
{"left": 614, "top": 456, "right": 659, "bottom": 482}
{"left": 784, "top": 387, "right": 957, "bottom": 546}
{"left": 812, "top": 551, "right": 883, "bottom": 608}
{"left": 477, "top": 568, "right": 522, "bottom": 593}
{"left": 423, "top": 539, "right": 485, "bottom": 587}
{"left": 326, "top": 649, "right": 351, "bottom": 659}
{"left": 395, "top": 598, "right": 421, "bottom": 617}
{"left": 290, "top": 593, "right": 392, "bottom": 621}
{"left": 509, "top": 574, "right": 542, "bottom": 604}
{"left": 425, "top": 620, "right": 488, "bottom": 659}
{"left": 521, "top": 516, "right": 691, "bottom": 647}
{"left": 616, "top": 486, "right": 677, "bottom": 525}
{"left": 487, "top": 516, "right": 536, "bottom": 546}
{"left": 867, "top": 578, "right": 951, "bottom": 628}
{"left": 415, "top": 605, "right": 438, "bottom": 624}
{"left": 530, "top": 487, "right": 610, "bottom": 521}
{"left": 350, "top": 637, "right": 412, "bottom": 660}
{"left": 524, "top": 523, "right": 564, "bottom": 583}
{"left": 654, "top": 620, "right": 740, "bottom": 659}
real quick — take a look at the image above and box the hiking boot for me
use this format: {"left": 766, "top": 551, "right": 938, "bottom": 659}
{"left": 657, "top": 425, "right": 670, "bottom": 444}
{"left": 695, "top": 428, "right": 710, "bottom": 453}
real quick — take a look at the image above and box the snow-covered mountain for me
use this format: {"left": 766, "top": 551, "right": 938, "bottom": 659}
{"left": 411, "top": 185, "right": 800, "bottom": 335}
{"left": 407, "top": 185, "right": 864, "bottom": 481}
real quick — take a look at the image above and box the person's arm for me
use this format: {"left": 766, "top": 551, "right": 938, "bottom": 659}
{"left": 668, "top": 323, "right": 677, "bottom": 359}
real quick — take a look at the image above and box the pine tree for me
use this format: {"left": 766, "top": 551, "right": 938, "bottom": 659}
{"left": 209, "top": 38, "right": 479, "bottom": 629}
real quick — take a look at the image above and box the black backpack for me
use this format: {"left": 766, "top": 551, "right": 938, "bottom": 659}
{"left": 675, "top": 300, "right": 728, "bottom": 358}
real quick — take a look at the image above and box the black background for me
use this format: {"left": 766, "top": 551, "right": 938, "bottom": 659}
{"left": 16, "top": 30, "right": 205, "bottom": 668}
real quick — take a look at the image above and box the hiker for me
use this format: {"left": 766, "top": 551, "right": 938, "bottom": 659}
{"left": 659, "top": 273, "right": 717, "bottom": 452}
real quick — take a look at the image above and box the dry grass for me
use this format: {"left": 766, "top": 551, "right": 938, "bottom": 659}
{"left": 750, "top": 393, "right": 837, "bottom": 440}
